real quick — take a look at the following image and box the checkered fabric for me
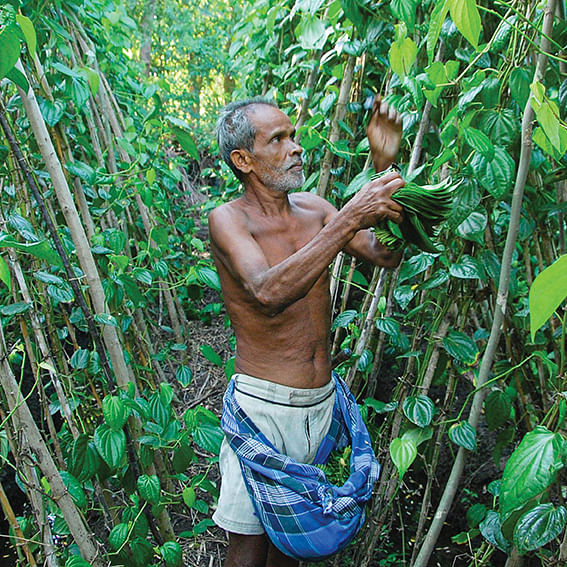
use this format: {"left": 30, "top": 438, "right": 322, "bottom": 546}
{"left": 220, "top": 373, "right": 380, "bottom": 561}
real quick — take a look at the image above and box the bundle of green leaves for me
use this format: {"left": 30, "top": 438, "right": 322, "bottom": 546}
{"left": 372, "top": 173, "right": 456, "bottom": 253}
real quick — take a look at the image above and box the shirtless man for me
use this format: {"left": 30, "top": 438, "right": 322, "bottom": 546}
{"left": 209, "top": 97, "right": 405, "bottom": 567}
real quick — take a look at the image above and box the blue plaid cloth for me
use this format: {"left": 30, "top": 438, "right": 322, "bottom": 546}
{"left": 221, "top": 373, "right": 380, "bottom": 561}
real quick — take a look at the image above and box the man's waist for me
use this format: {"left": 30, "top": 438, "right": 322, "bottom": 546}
{"left": 232, "top": 372, "right": 335, "bottom": 407}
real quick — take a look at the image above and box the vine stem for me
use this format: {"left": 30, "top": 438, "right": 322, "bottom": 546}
{"left": 411, "top": 0, "right": 557, "bottom": 565}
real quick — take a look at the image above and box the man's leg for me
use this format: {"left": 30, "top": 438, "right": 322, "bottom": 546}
{"left": 225, "top": 532, "right": 269, "bottom": 567}
{"left": 267, "top": 543, "right": 299, "bottom": 567}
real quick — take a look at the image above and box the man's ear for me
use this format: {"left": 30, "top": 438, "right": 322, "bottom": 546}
{"left": 230, "top": 149, "right": 252, "bottom": 175}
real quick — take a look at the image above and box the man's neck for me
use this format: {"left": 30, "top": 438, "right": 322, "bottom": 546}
{"left": 241, "top": 182, "right": 292, "bottom": 216}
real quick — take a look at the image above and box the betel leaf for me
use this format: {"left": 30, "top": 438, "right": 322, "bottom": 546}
{"left": 398, "top": 252, "right": 435, "bottom": 283}
{"left": 176, "top": 365, "right": 193, "bottom": 387}
{"left": 0, "top": 256, "right": 11, "bottom": 291}
{"left": 200, "top": 344, "right": 223, "bottom": 367}
{"left": 426, "top": 0, "right": 449, "bottom": 63}
{"left": 500, "top": 426, "right": 566, "bottom": 518}
{"left": 0, "top": 302, "right": 30, "bottom": 316}
{"left": 65, "top": 556, "right": 93, "bottom": 567}
{"left": 108, "top": 522, "right": 129, "bottom": 551}
{"left": 448, "top": 420, "right": 477, "bottom": 451}
{"left": 16, "top": 14, "right": 36, "bottom": 55}
{"left": 513, "top": 503, "right": 567, "bottom": 554}
{"left": 102, "top": 395, "right": 129, "bottom": 431}
{"left": 479, "top": 510, "right": 512, "bottom": 554}
{"left": 484, "top": 390, "right": 512, "bottom": 430}
{"left": 195, "top": 265, "right": 221, "bottom": 291}
{"left": 331, "top": 309, "right": 358, "bottom": 330}
{"left": 509, "top": 67, "right": 531, "bottom": 108}
{"left": 529, "top": 255, "right": 567, "bottom": 341}
{"left": 449, "top": 255, "right": 485, "bottom": 280}
{"left": 390, "top": 437, "right": 417, "bottom": 478}
{"left": 0, "top": 237, "right": 63, "bottom": 267}
{"left": 456, "top": 211, "right": 487, "bottom": 244}
{"left": 6, "top": 67, "right": 28, "bottom": 91}
{"left": 448, "top": 0, "right": 481, "bottom": 49}
{"left": 170, "top": 125, "right": 199, "bottom": 160}
{"left": 93, "top": 423, "right": 126, "bottom": 470}
{"left": 58, "top": 471, "right": 87, "bottom": 510}
{"left": 191, "top": 409, "right": 223, "bottom": 455}
{"left": 390, "top": 0, "right": 418, "bottom": 31}
{"left": 403, "top": 395, "right": 434, "bottom": 428}
{"left": 389, "top": 36, "right": 417, "bottom": 78}
{"left": 470, "top": 146, "right": 515, "bottom": 199}
{"left": 160, "top": 541, "right": 183, "bottom": 567}
{"left": 137, "top": 474, "right": 161, "bottom": 505}
{"left": 463, "top": 127, "right": 494, "bottom": 160}
{"left": 442, "top": 330, "right": 479, "bottom": 365}
{"left": 0, "top": 23, "right": 20, "bottom": 81}
{"left": 70, "top": 348, "right": 89, "bottom": 370}
{"left": 296, "top": 15, "right": 328, "bottom": 50}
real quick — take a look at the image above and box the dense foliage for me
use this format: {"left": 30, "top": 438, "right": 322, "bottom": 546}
{"left": 0, "top": 0, "right": 566, "bottom": 566}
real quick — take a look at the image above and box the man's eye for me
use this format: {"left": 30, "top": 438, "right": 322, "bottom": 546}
{"left": 272, "top": 136, "right": 281, "bottom": 142}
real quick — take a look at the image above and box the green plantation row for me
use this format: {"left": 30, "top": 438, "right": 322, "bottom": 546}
{"left": 0, "top": 0, "right": 566, "bottom": 566}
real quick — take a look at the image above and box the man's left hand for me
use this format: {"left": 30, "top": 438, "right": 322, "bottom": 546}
{"left": 367, "top": 95, "right": 402, "bottom": 173}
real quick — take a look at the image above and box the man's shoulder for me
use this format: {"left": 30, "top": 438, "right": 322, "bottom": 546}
{"left": 290, "top": 191, "right": 334, "bottom": 212}
{"left": 208, "top": 198, "right": 250, "bottom": 241}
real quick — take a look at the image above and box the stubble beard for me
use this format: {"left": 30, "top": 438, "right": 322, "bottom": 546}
{"left": 261, "top": 162, "right": 305, "bottom": 193}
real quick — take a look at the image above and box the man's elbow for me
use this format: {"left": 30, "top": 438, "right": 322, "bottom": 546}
{"left": 250, "top": 288, "right": 288, "bottom": 317}
{"left": 378, "top": 250, "right": 403, "bottom": 268}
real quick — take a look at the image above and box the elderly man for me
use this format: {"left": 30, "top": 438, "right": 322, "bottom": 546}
{"left": 209, "top": 96, "right": 404, "bottom": 567}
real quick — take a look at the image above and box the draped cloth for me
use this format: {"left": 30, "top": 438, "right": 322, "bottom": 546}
{"left": 220, "top": 373, "right": 380, "bottom": 561}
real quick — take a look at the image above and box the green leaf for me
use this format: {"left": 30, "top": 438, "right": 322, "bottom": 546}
{"left": 463, "top": 127, "right": 494, "bottom": 160}
{"left": 456, "top": 211, "right": 487, "bottom": 244}
{"left": 183, "top": 485, "right": 197, "bottom": 508}
{"left": 173, "top": 441, "right": 195, "bottom": 473}
{"left": 160, "top": 541, "right": 183, "bottom": 567}
{"left": 70, "top": 349, "right": 89, "bottom": 370}
{"left": 0, "top": 256, "right": 11, "bottom": 291}
{"left": 398, "top": 253, "right": 435, "bottom": 283}
{"left": 509, "top": 67, "right": 531, "bottom": 108}
{"left": 137, "top": 474, "right": 161, "bottom": 505}
{"left": 193, "top": 420, "right": 223, "bottom": 455}
{"left": 448, "top": 420, "right": 477, "bottom": 451}
{"left": 442, "top": 331, "right": 479, "bottom": 365}
{"left": 403, "top": 395, "right": 434, "bottom": 428}
{"left": 470, "top": 147, "right": 515, "bottom": 199}
{"left": 195, "top": 265, "right": 221, "bottom": 291}
{"left": 108, "top": 522, "right": 129, "bottom": 551}
{"left": 94, "top": 313, "right": 119, "bottom": 327}
{"left": 484, "top": 390, "right": 512, "bottom": 430}
{"left": 65, "top": 556, "right": 93, "bottom": 567}
{"left": 58, "top": 471, "right": 87, "bottom": 510}
{"left": 176, "top": 365, "right": 193, "bottom": 387}
{"left": 16, "top": 14, "right": 36, "bottom": 55}
{"left": 449, "top": 255, "right": 485, "bottom": 280}
{"left": 0, "top": 237, "right": 63, "bottom": 267}
{"left": 479, "top": 510, "right": 512, "bottom": 554}
{"left": 529, "top": 255, "right": 567, "bottom": 341}
{"left": 6, "top": 67, "right": 28, "bottom": 91}
{"left": 68, "top": 76, "right": 90, "bottom": 110}
{"left": 500, "top": 426, "right": 566, "bottom": 519}
{"left": 390, "top": 0, "right": 418, "bottom": 31}
{"left": 296, "top": 16, "right": 328, "bottom": 50}
{"left": 448, "top": 0, "right": 481, "bottom": 49}
{"left": 0, "top": 24, "right": 20, "bottom": 81}
{"left": 94, "top": 423, "right": 126, "bottom": 469}
{"left": 69, "top": 435, "right": 99, "bottom": 482}
{"left": 331, "top": 309, "right": 358, "bottom": 331}
{"left": 426, "top": 0, "right": 449, "bottom": 63}
{"left": 389, "top": 36, "right": 418, "bottom": 78}
{"left": 390, "top": 437, "right": 417, "bottom": 478}
{"left": 102, "top": 395, "right": 128, "bottom": 431}
{"left": 200, "top": 344, "right": 223, "bottom": 366}
{"left": 0, "top": 302, "right": 30, "bottom": 316}
{"left": 169, "top": 125, "right": 199, "bottom": 160}
{"left": 513, "top": 503, "right": 567, "bottom": 554}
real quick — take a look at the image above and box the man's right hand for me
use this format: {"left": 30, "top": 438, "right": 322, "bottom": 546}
{"left": 344, "top": 170, "right": 405, "bottom": 229}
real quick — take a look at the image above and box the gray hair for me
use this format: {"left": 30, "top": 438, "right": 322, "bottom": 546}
{"left": 216, "top": 98, "right": 278, "bottom": 179}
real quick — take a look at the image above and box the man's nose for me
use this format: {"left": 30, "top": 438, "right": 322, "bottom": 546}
{"left": 289, "top": 139, "right": 303, "bottom": 157}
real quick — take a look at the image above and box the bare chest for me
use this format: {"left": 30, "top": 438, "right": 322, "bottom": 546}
{"left": 248, "top": 209, "right": 324, "bottom": 266}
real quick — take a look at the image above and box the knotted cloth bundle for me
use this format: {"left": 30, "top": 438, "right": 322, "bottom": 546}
{"left": 220, "top": 373, "right": 380, "bottom": 561}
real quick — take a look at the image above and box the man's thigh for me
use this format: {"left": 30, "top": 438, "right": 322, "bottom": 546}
{"left": 224, "top": 533, "right": 299, "bottom": 567}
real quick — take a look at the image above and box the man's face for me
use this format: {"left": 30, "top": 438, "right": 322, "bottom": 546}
{"left": 246, "top": 105, "right": 304, "bottom": 192}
